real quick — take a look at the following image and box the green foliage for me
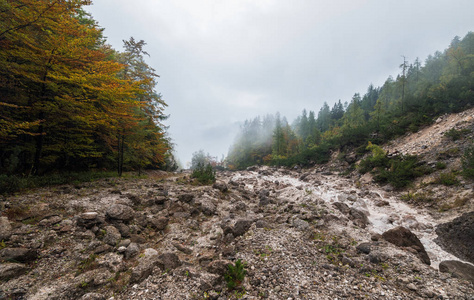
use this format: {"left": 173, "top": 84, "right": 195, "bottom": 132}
{"left": 462, "top": 144, "right": 474, "bottom": 179}
{"left": 435, "top": 172, "right": 460, "bottom": 186}
{"left": 360, "top": 144, "right": 430, "bottom": 188}
{"left": 358, "top": 142, "right": 389, "bottom": 173}
{"left": 444, "top": 128, "right": 471, "bottom": 141}
{"left": 191, "top": 163, "right": 216, "bottom": 185}
{"left": 436, "top": 161, "right": 447, "bottom": 169}
{"left": 375, "top": 155, "right": 431, "bottom": 188}
{"left": 224, "top": 259, "right": 247, "bottom": 290}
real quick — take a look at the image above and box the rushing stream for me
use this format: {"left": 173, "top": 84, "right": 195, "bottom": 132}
{"left": 231, "top": 170, "right": 462, "bottom": 269}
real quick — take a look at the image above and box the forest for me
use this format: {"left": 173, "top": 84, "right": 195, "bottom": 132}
{"left": 226, "top": 32, "right": 474, "bottom": 170}
{"left": 0, "top": 0, "right": 177, "bottom": 180}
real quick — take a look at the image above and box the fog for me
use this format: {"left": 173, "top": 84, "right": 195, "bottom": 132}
{"left": 85, "top": 0, "right": 474, "bottom": 165}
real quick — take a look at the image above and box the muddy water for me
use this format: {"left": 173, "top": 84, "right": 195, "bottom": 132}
{"left": 231, "top": 170, "right": 461, "bottom": 269}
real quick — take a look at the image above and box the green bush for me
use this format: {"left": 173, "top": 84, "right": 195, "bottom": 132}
{"left": 435, "top": 172, "right": 460, "bottom": 186}
{"left": 224, "top": 259, "right": 246, "bottom": 290}
{"left": 444, "top": 128, "right": 471, "bottom": 141}
{"left": 463, "top": 144, "right": 474, "bottom": 179}
{"left": 191, "top": 163, "right": 216, "bottom": 185}
{"left": 375, "top": 155, "right": 430, "bottom": 188}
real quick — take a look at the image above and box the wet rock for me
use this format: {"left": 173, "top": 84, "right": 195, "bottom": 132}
{"left": 435, "top": 211, "right": 474, "bottom": 264}
{"left": 125, "top": 242, "right": 140, "bottom": 259}
{"left": 159, "top": 252, "right": 181, "bottom": 270}
{"left": 0, "top": 247, "right": 37, "bottom": 263}
{"left": 0, "top": 263, "right": 28, "bottom": 280}
{"left": 106, "top": 204, "right": 135, "bottom": 222}
{"left": 149, "top": 216, "right": 169, "bottom": 230}
{"left": 439, "top": 260, "right": 474, "bottom": 283}
{"left": 382, "top": 226, "right": 430, "bottom": 265}
{"left": 103, "top": 226, "right": 121, "bottom": 246}
{"left": 212, "top": 181, "right": 228, "bottom": 193}
{"left": 233, "top": 219, "right": 253, "bottom": 237}
{"left": 0, "top": 217, "right": 12, "bottom": 241}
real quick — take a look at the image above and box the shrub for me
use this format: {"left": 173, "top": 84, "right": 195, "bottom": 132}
{"left": 435, "top": 172, "right": 460, "bottom": 186}
{"left": 462, "top": 144, "right": 474, "bottom": 179}
{"left": 374, "top": 155, "right": 430, "bottom": 188}
{"left": 224, "top": 259, "right": 246, "bottom": 290}
{"left": 444, "top": 128, "right": 471, "bottom": 141}
{"left": 191, "top": 163, "right": 216, "bottom": 185}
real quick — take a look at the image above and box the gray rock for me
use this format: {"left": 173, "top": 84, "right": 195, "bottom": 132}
{"left": 80, "top": 212, "right": 98, "bottom": 220}
{"left": 349, "top": 208, "right": 370, "bottom": 228}
{"left": 130, "top": 248, "right": 161, "bottom": 283}
{"left": 149, "top": 216, "right": 169, "bottom": 230}
{"left": 0, "top": 263, "right": 28, "bottom": 280}
{"left": 106, "top": 204, "right": 135, "bottom": 221}
{"left": 0, "top": 217, "right": 12, "bottom": 241}
{"left": 97, "top": 252, "right": 123, "bottom": 273}
{"left": 200, "top": 199, "right": 217, "bottom": 216}
{"left": 292, "top": 218, "right": 310, "bottom": 231}
{"left": 125, "top": 242, "right": 140, "bottom": 259}
{"left": 233, "top": 219, "right": 253, "bottom": 237}
{"left": 114, "top": 223, "right": 130, "bottom": 238}
{"left": 103, "top": 226, "right": 121, "bottom": 246}
{"left": 0, "top": 247, "right": 38, "bottom": 263}
{"left": 439, "top": 260, "right": 474, "bottom": 283}
{"left": 333, "top": 202, "right": 350, "bottom": 215}
{"left": 80, "top": 293, "right": 106, "bottom": 300}
{"left": 159, "top": 252, "right": 181, "bottom": 270}
{"left": 212, "top": 181, "right": 228, "bottom": 192}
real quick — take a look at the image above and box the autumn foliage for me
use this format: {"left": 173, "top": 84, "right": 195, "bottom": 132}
{"left": 0, "top": 0, "right": 174, "bottom": 175}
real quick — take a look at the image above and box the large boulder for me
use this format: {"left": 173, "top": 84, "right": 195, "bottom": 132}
{"left": 435, "top": 212, "right": 474, "bottom": 264}
{"left": 439, "top": 260, "right": 474, "bottom": 283}
{"left": 106, "top": 204, "right": 135, "bottom": 222}
{"left": 382, "top": 226, "right": 430, "bottom": 265}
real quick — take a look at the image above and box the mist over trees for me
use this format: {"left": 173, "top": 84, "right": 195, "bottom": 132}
{"left": 226, "top": 32, "right": 474, "bottom": 169}
{"left": 0, "top": 0, "right": 176, "bottom": 176}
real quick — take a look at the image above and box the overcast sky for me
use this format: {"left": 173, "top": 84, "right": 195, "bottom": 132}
{"left": 86, "top": 0, "right": 474, "bottom": 166}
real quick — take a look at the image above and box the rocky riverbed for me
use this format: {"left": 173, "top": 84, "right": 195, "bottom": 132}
{"left": 1, "top": 165, "right": 473, "bottom": 300}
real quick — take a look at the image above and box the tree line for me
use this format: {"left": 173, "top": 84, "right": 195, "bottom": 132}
{"left": 226, "top": 32, "right": 474, "bottom": 169}
{"left": 0, "top": 0, "right": 177, "bottom": 176}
